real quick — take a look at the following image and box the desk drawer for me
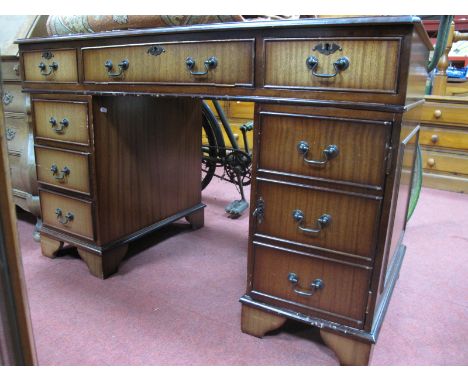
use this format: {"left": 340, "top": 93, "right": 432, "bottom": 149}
{"left": 421, "top": 102, "right": 468, "bottom": 127}
{"left": 82, "top": 40, "right": 254, "bottom": 86}
{"left": 23, "top": 49, "right": 78, "bottom": 82}
{"left": 254, "top": 180, "right": 381, "bottom": 259}
{"left": 419, "top": 125, "right": 468, "bottom": 150}
{"left": 257, "top": 111, "right": 391, "bottom": 187}
{"left": 263, "top": 38, "right": 400, "bottom": 93}
{"left": 2, "top": 84, "right": 25, "bottom": 113}
{"left": 33, "top": 100, "right": 90, "bottom": 145}
{"left": 40, "top": 189, "right": 94, "bottom": 240}
{"left": 251, "top": 244, "right": 371, "bottom": 326}
{"left": 35, "top": 146, "right": 91, "bottom": 195}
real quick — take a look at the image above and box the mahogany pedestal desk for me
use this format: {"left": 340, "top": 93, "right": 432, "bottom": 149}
{"left": 16, "top": 16, "right": 431, "bottom": 366}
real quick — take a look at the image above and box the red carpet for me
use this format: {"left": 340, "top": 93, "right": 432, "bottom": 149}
{"left": 16, "top": 178, "right": 468, "bottom": 365}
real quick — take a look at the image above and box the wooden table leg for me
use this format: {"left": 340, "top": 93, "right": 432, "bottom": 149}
{"left": 241, "top": 305, "right": 287, "bottom": 338}
{"left": 40, "top": 236, "right": 64, "bottom": 258}
{"left": 77, "top": 244, "right": 128, "bottom": 279}
{"left": 320, "top": 329, "right": 374, "bottom": 366}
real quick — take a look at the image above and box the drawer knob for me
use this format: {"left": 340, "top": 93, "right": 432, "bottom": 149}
{"left": 55, "top": 208, "right": 74, "bottom": 225}
{"left": 104, "top": 59, "right": 129, "bottom": 77}
{"left": 427, "top": 158, "right": 436, "bottom": 167}
{"left": 50, "top": 164, "right": 70, "bottom": 182}
{"left": 38, "top": 61, "right": 58, "bottom": 76}
{"left": 185, "top": 56, "right": 218, "bottom": 76}
{"left": 292, "top": 210, "right": 332, "bottom": 237}
{"left": 288, "top": 272, "right": 325, "bottom": 297}
{"left": 306, "top": 55, "right": 350, "bottom": 78}
{"left": 431, "top": 134, "right": 439, "bottom": 143}
{"left": 433, "top": 109, "right": 442, "bottom": 118}
{"left": 297, "top": 141, "right": 339, "bottom": 167}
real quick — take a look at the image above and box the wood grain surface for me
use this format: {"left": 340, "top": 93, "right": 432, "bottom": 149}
{"left": 35, "top": 145, "right": 91, "bottom": 194}
{"left": 23, "top": 49, "right": 78, "bottom": 82}
{"left": 251, "top": 245, "right": 371, "bottom": 323}
{"left": 82, "top": 40, "right": 254, "bottom": 85}
{"left": 257, "top": 111, "right": 391, "bottom": 187}
{"left": 263, "top": 38, "right": 400, "bottom": 92}
{"left": 40, "top": 189, "right": 94, "bottom": 240}
{"left": 255, "top": 180, "right": 381, "bottom": 258}
{"left": 33, "top": 99, "right": 89, "bottom": 145}
{"left": 92, "top": 96, "right": 202, "bottom": 244}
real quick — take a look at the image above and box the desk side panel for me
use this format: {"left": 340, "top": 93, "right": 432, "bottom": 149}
{"left": 92, "top": 96, "right": 202, "bottom": 245}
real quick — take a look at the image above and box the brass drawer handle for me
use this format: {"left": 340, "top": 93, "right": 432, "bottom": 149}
{"left": 6, "top": 128, "right": 16, "bottom": 141}
{"left": 306, "top": 56, "right": 349, "bottom": 78}
{"left": 288, "top": 272, "right": 324, "bottom": 297}
{"left": 50, "top": 164, "right": 70, "bottom": 182}
{"left": 185, "top": 56, "right": 218, "bottom": 76}
{"left": 49, "top": 117, "right": 69, "bottom": 133}
{"left": 297, "top": 141, "right": 339, "bottom": 167}
{"left": 38, "top": 61, "right": 58, "bottom": 76}
{"left": 104, "top": 59, "right": 129, "bottom": 77}
{"left": 55, "top": 208, "right": 74, "bottom": 225}
{"left": 2, "top": 92, "right": 14, "bottom": 106}
{"left": 292, "top": 210, "right": 331, "bottom": 237}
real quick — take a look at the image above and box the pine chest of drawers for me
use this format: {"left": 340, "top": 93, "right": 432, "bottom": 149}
{"left": 419, "top": 95, "right": 468, "bottom": 193}
{"left": 16, "top": 16, "right": 431, "bottom": 365}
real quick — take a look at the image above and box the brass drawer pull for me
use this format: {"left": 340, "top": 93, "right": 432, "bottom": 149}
{"left": 306, "top": 55, "right": 349, "bottom": 78}
{"left": 38, "top": 61, "right": 58, "bottom": 76}
{"left": 6, "top": 128, "right": 16, "bottom": 141}
{"left": 55, "top": 208, "right": 74, "bottom": 225}
{"left": 104, "top": 59, "right": 129, "bottom": 77}
{"left": 49, "top": 117, "right": 69, "bottom": 133}
{"left": 185, "top": 56, "right": 218, "bottom": 76}
{"left": 50, "top": 164, "right": 70, "bottom": 182}
{"left": 292, "top": 210, "right": 331, "bottom": 236}
{"left": 297, "top": 141, "right": 339, "bottom": 167}
{"left": 287, "top": 272, "right": 324, "bottom": 297}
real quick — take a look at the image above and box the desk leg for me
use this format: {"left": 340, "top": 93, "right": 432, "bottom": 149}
{"left": 186, "top": 208, "right": 204, "bottom": 230}
{"left": 77, "top": 245, "right": 128, "bottom": 279}
{"left": 40, "top": 236, "right": 64, "bottom": 258}
{"left": 241, "top": 305, "right": 287, "bottom": 338}
{"left": 320, "top": 329, "right": 374, "bottom": 366}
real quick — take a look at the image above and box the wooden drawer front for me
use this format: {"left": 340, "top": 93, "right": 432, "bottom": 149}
{"left": 264, "top": 38, "right": 400, "bottom": 93}
{"left": 35, "top": 146, "right": 91, "bottom": 195}
{"left": 33, "top": 100, "right": 89, "bottom": 145}
{"left": 8, "top": 153, "right": 26, "bottom": 192}
{"left": 255, "top": 180, "right": 380, "bottom": 259}
{"left": 82, "top": 40, "right": 254, "bottom": 86}
{"left": 5, "top": 114, "right": 28, "bottom": 154}
{"left": 40, "top": 190, "right": 94, "bottom": 240}
{"left": 2, "top": 84, "right": 25, "bottom": 113}
{"left": 422, "top": 148, "right": 468, "bottom": 175}
{"left": 419, "top": 125, "right": 468, "bottom": 150}
{"left": 1, "top": 60, "right": 21, "bottom": 81}
{"left": 23, "top": 49, "right": 78, "bottom": 82}
{"left": 252, "top": 244, "right": 371, "bottom": 325}
{"left": 421, "top": 102, "right": 468, "bottom": 127}
{"left": 258, "top": 112, "right": 391, "bottom": 187}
